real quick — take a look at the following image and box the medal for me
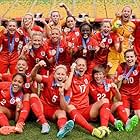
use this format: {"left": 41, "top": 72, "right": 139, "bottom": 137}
{"left": 41, "top": 51, "right": 45, "bottom": 56}
{"left": 59, "top": 48, "right": 64, "bottom": 53}
{"left": 25, "top": 83, "right": 30, "bottom": 89}
{"left": 10, "top": 97, "right": 15, "bottom": 104}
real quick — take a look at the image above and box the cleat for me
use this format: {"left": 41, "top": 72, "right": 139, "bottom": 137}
{"left": 15, "top": 122, "right": 25, "bottom": 133}
{"left": 57, "top": 120, "right": 74, "bottom": 139}
{"left": 98, "top": 126, "right": 111, "bottom": 136}
{"left": 92, "top": 127, "right": 106, "bottom": 139}
{"left": 125, "top": 115, "right": 139, "bottom": 132}
{"left": 114, "top": 120, "right": 124, "bottom": 131}
{"left": 41, "top": 123, "right": 50, "bottom": 134}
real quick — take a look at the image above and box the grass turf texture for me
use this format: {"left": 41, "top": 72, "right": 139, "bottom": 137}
{"left": 0, "top": 121, "right": 140, "bottom": 140}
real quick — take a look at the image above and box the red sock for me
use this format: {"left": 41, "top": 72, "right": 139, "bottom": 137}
{"left": 100, "top": 103, "right": 110, "bottom": 126}
{"left": 116, "top": 105, "right": 128, "bottom": 124}
{"left": 109, "top": 113, "right": 115, "bottom": 125}
{"left": 69, "top": 109, "right": 94, "bottom": 133}
{"left": 0, "top": 113, "right": 9, "bottom": 126}
{"left": 30, "top": 97, "right": 47, "bottom": 125}
{"left": 17, "top": 100, "right": 30, "bottom": 123}
{"left": 57, "top": 117, "right": 67, "bottom": 129}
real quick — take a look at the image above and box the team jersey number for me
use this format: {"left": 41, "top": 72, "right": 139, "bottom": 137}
{"left": 127, "top": 77, "right": 134, "bottom": 84}
{"left": 79, "top": 84, "right": 86, "bottom": 93}
{"left": 97, "top": 93, "right": 106, "bottom": 101}
{"left": 52, "top": 95, "right": 58, "bottom": 103}
{"left": 0, "top": 99, "right": 6, "bottom": 106}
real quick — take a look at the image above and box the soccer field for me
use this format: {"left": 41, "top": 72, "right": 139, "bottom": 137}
{"left": 0, "top": 121, "right": 140, "bottom": 140}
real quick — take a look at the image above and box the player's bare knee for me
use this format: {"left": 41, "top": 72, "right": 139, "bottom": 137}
{"left": 67, "top": 105, "right": 76, "bottom": 113}
{"left": 55, "top": 110, "right": 66, "bottom": 118}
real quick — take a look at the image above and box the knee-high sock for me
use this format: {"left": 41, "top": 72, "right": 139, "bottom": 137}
{"left": 57, "top": 117, "right": 67, "bottom": 129}
{"left": 116, "top": 105, "right": 128, "bottom": 124}
{"left": 69, "top": 109, "right": 94, "bottom": 133}
{"left": 30, "top": 97, "right": 47, "bottom": 124}
{"left": 0, "top": 113, "right": 9, "bottom": 126}
{"left": 100, "top": 103, "right": 110, "bottom": 126}
{"left": 17, "top": 100, "right": 30, "bottom": 123}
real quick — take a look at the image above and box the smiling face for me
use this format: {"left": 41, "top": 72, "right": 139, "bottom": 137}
{"left": 122, "top": 6, "right": 132, "bottom": 22}
{"left": 93, "top": 72, "right": 104, "bottom": 85}
{"left": 125, "top": 50, "right": 137, "bottom": 67}
{"left": 80, "top": 24, "right": 92, "bottom": 39}
{"left": 7, "top": 20, "right": 17, "bottom": 35}
{"left": 32, "top": 33, "right": 43, "bottom": 49}
{"left": 51, "top": 28, "right": 61, "bottom": 44}
{"left": 66, "top": 16, "right": 76, "bottom": 29}
{"left": 101, "top": 22, "right": 111, "bottom": 36}
{"left": 16, "top": 59, "right": 28, "bottom": 74}
{"left": 54, "top": 67, "right": 67, "bottom": 84}
{"left": 12, "top": 74, "right": 24, "bottom": 93}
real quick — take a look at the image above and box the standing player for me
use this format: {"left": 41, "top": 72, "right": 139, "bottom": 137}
{"left": 60, "top": 58, "right": 111, "bottom": 139}
{"left": 92, "top": 21, "right": 121, "bottom": 77}
{"left": 20, "top": 31, "right": 52, "bottom": 75}
{"left": 45, "top": 28, "right": 67, "bottom": 73}
{"left": 90, "top": 65, "right": 138, "bottom": 132}
{"left": 73, "top": 22, "right": 99, "bottom": 74}
{"left": 0, "top": 19, "right": 25, "bottom": 74}
{"left": 31, "top": 60, "right": 74, "bottom": 139}
{"left": 62, "top": 15, "right": 80, "bottom": 68}
{"left": 117, "top": 49, "right": 140, "bottom": 118}
{"left": 112, "top": 6, "right": 135, "bottom": 60}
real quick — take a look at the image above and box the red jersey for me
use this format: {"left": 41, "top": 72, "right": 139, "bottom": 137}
{"left": 117, "top": 63, "right": 140, "bottom": 96}
{"left": 26, "top": 44, "right": 51, "bottom": 74}
{"left": 62, "top": 28, "right": 80, "bottom": 65}
{"left": 0, "top": 73, "right": 36, "bottom": 94}
{"left": 46, "top": 39, "right": 67, "bottom": 67}
{"left": 40, "top": 75, "right": 72, "bottom": 107}
{"left": 89, "top": 79, "right": 116, "bottom": 104}
{"left": 70, "top": 74, "right": 90, "bottom": 110}
{"left": 74, "top": 36, "right": 99, "bottom": 62}
{"left": 0, "top": 82, "right": 23, "bottom": 110}
{"left": 93, "top": 32, "right": 120, "bottom": 64}
{"left": 0, "top": 31, "right": 25, "bottom": 54}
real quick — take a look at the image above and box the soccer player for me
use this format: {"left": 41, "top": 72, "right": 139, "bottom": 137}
{"left": 73, "top": 22, "right": 99, "bottom": 74}
{"left": 62, "top": 15, "right": 80, "bottom": 69}
{"left": 117, "top": 49, "right": 140, "bottom": 118}
{"left": 90, "top": 65, "right": 138, "bottom": 132}
{"left": 0, "top": 19, "right": 25, "bottom": 74}
{"left": 45, "top": 28, "right": 67, "bottom": 73}
{"left": 60, "top": 58, "right": 111, "bottom": 139}
{"left": 31, "top": 60, "right": 74, "bottom": 139}
{"left": 112, "top": 6, "right": 135, "bottom": 59}
{"left": 92, "top": 21, "right": 121, "bottom": 77}
{"left": 0, "top": 73, "right": 26, "bottom": 135}
{"left": 20, "top": 31, "right": 52, "bottom": 75}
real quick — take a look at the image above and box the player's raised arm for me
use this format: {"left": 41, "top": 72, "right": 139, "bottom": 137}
{"left": 31, "top": 60, "right": 46, "bottom": 83}
{"left": 64, "top": 63, "right": 76, "bottom": 90}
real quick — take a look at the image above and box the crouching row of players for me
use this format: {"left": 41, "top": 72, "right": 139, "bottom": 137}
{"left": 0, "top": 49, "right": 139, "bottom": 139}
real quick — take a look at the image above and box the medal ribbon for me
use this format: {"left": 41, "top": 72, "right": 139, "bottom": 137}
{"left": 82, "top": 38, "right": 89, "bottom": 49}
{"left": 10, "top": 85, "right": 23, "bottom": 102}
{"left": 8, "top": 32, "right": 15, "bottom": 52}
{"left": 55, "top": 42, "right": 60, "bottom": 64}
{"left": 123, "top": 65, "right": 135, "bottom": 80}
